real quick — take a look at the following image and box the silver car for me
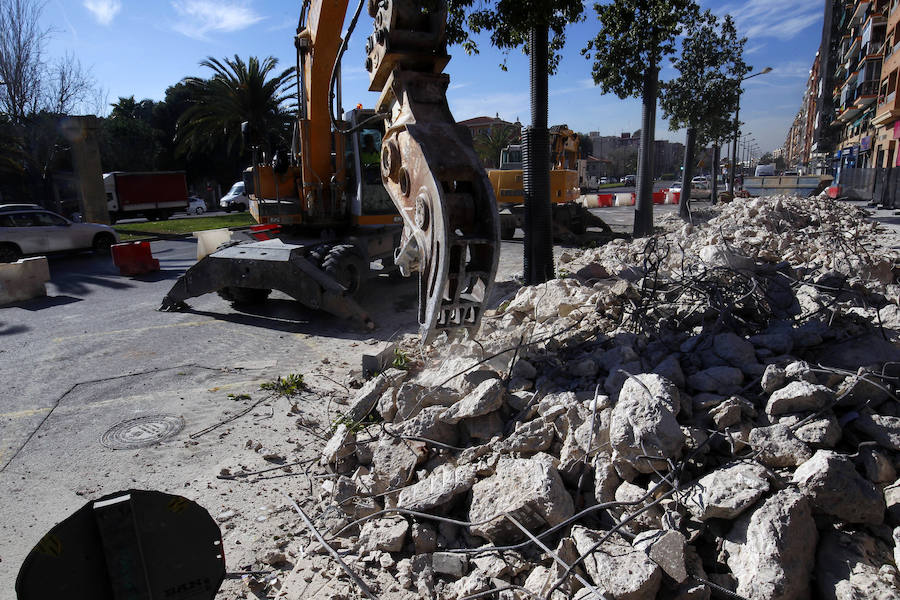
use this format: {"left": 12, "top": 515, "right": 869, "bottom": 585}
{"left": 0, "top": 204, "right": 120, "bottom": 262}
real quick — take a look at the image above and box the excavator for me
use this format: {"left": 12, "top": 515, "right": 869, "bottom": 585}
{"left": 160, "top": 0, "right": 500, "bottom": 342}
{"left": 488, "top": 124, "right": 610, "bottom": 239}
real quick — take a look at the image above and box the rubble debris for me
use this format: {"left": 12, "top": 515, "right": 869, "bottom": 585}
{"left": 270, "top": 195, "right": 900, "bottom": 600}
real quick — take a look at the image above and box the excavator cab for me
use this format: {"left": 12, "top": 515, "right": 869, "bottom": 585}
{"left": 344, "top": 109, "right": 399, "bottom": 225}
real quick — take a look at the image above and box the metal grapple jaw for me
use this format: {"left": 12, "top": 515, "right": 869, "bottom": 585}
{"left": 366, "top": 0, "right": 501, "bottom": 342}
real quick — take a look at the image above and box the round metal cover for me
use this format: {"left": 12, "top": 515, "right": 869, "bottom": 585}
{"left": 100, "top": 415, "right": 185, "bottom": 449}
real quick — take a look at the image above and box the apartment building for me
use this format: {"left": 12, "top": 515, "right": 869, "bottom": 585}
{"left": 872, "top": 0, "right": 900, "bottom": 166}
{"left": 833, "top": 0, "right": 887, "bottom": 169}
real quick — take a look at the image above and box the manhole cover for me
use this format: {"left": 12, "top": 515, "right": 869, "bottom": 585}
{"left": 100, "top": 415, "right": 185, "bottom": 449}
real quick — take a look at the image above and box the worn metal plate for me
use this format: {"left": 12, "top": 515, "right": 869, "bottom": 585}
{"left": 16, "top": 489, "right": 225, "bottom": 600}
{"left": 99, "top": 414, "right": 185, "bottom": 449}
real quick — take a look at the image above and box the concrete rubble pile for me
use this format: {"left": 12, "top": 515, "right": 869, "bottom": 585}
{"left": 311, "top": 195, "right": 900, "bottom": 599}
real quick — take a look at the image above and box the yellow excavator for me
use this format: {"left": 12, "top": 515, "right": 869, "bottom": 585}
{"left": 488, "top": 124, "right": 609, "bottom": 239}
{"left": 161, "top": 0, "right": 500, "bottom": 341}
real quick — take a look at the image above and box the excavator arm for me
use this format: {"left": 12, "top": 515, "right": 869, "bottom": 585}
{"left": 162, "top": 0, "right": 499, "bottom": 342}
{"left": 301, "top": 0, "right": 500, "bottom": 339}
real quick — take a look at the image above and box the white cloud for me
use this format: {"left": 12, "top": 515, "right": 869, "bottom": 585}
{"left": 83, "top": 0, "right": 121, "bottom": 25}
{"left": 719, "top": 0, "right": 821, "bottom": 41}
{"left": 171, "top": 0, "right": 263, "bottom": 39}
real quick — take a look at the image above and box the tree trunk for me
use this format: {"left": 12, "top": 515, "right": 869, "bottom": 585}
{"left": 679, "top": 126, "right": 696, "bottom": 222}
{"left": 523, "top": 23, "right": 554, "bottom": 284}
{"left": 634, "top": 59, "right": 659, "bottom": 238}
{"left": 711, "top": 143, "right": 719, "bottom": 205}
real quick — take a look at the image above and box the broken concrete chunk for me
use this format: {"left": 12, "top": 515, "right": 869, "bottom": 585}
{"left": 633, "top": 529, "right": 688, "bottom": 583}
{"left": 570, "top": 358, "right": 599, "bottom": 377}
{"left": 653, "top": 354, "right": 686, "bottom": 389}
{"left": 610, "top": 373, "right": 684, "bottom": 473}
{"left": 346, "top": 369, "right": 404, "bottom": 423}
{"left": 765, "top": 381, "right": 834, "bottom": 416}
{"left": 593, "top": 452, "right": 621, "bottom": 504}
{"left": 712, "top": 332, "right": 758, "bottom": 371}
{"left": 748, "top": 424, "right": 813, "bottom": 468}
{"left": 395, "top": 405, "right": 459, "bottom": 446}
{"left": 441, "top": 378, "right": 505, "bottom": 425}
{"left": 431, "top": 551, "right": 468, "bottom": 577}
{"left": 815, "top": 527, "right": 900, "bottom": 600}
{"left": 687, "top": 366, "right": 744, "bottom": 394}
{"left": 412, "top": 522, "right": 437, "bottom": 554}
{"left": 724, "top": 489, "right": 817, "bottom": 600}
{"left": 321, "top": 423, "right": 356, "bottom": 465}
{"left": 684, "top": 461, "right": 770, "bottom": 521}
{"left": 495, "top": 418, "right": 554, "bottom": 454}
{"left": 511, "top": 358, "right": 537, "bottom": 380}
{"left": 359, "top": 515, "right": 409, "bottom": 553}
{"left": 790, "top": 413, "right": 842, "bottom": 448}
{"left": 394, "top": 383, "right": 458, "bottom": 421}
{"left": 853, "top": 411, "right": 900, "bottom": 451}
{"left": 792, "top": 450, "right": 885, "bottom": 525}
{"left": 708, "top": 397, "right": 743, "bottom": 430}
{"left": 760, "top": 364, "right": 786, "bottom": 394}
{"left": 371, "top": 437, "right": 425, "bottom": 494}
{"left": 468, "top": 457, "right": 574, "bottom": 543}
{"left": 397, "top": 463, "right": 477, "bottom": 512}
{"left": 615, "top": 481, "right": 664, "bottom": 533}
{"left": 572, "top": 525, "right": 662, "bottom": 600}
{"left": 749, "top": 332, "right": 793, "bottom": 356}
{"left": 462, "top": 411, "right": 504, "bottom": 441}
{"left": 885, "top": 479, "right": 900, "bottom": 525}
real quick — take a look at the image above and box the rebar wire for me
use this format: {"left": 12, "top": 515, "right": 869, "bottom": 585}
{"left": 458, "top": 585, "right": 542, "bottom": 600}
{"left": 504, "top": 514, "right": 602, "bottom": 597}
{"left": 190, "top": 393, "right": 275, "bottom": 438}
{"left": 217, "top": 457, "right": 317, "bottom": 481}
{"left": 282, "top": 492, "right": 380, "bottom": 600}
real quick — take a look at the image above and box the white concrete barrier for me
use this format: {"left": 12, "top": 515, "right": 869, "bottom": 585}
{"left": 614, "top": 192, "right": 635, "bottom": 207}
{"left": 194, "top": 228, "right": 233, "bottom": 260}
{"left": 0, "top": 257, "right": 50, "bottom": 305}
{"left": 581, "top": 195, "right": 600, "bottom": 209}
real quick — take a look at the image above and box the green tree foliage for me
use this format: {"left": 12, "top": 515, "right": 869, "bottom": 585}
{"left": 176, "top": 55, "right": 295, "bottom": 161}
{"left": 100, "top": 96, "right": 160, "bottom": 172}
{"left": 660, "top": 12, "right": 748, "bottom": 147}
{"left": 447, "top": 0, "right": 584, "bottom": 72}
{"left": 659, "top": 10, "right": 747, "bottom": 218}
{"left": 583, "top": 0, "right": 699, "bottom": 236}
{"left": 474, "top": 123, "right": 520, "bottom": 168}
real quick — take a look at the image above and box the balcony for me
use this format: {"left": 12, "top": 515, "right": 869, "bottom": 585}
{"left": 853, "top": 0, "right": 872, "bottom": 23}
{"left": 860, "top": 40, "right": 884, "bottom": 56}
{"left": 873, "top": 90, "right": 899, "bottom": 125}
{"left": 846, "top": 35, "right": 862, "bottom": 60}
{"left": 856, "top": 79, "right": 881, "bottom": 104}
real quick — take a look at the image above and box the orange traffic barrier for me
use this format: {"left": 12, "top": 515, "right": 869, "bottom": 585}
{"left": 827, "top": 186, "right": 841, "bottom": 199}
{"left": 652, "top": 191, "right": 667, "bottom": 205}
{"left": 112, "top": 241, "right": 160, "bottom": 276}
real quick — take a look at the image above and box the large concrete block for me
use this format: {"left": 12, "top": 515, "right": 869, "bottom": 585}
{"left": 0, "top": 257, "right": 50, "bottom": 304}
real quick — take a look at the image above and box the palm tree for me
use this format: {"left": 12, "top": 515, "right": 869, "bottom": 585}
{"left": 474, "top": 123, "right": 520, "bottom": 168}
{"left": 176, "top": 55, "right": 296, "bottom": 160}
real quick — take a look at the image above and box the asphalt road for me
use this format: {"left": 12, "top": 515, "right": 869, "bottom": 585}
{"left": 0, "top": 202, "right": 679, "bottom": 590}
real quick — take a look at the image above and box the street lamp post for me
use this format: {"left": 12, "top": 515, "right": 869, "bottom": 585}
{"left": 730, "top": 67, "right": 772, "bottom": 194}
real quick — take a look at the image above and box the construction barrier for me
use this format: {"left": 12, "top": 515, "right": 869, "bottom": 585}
{"left": 195, "top": 228, "right": 233, "bottom": 260}
{"left": 614, "top": 192, "right": 636, "bottom": 207}
{"left": 827, "top": 185, "right": 841, "bottom": 199}
{"left": 652, "top": 191, "right": 667, "bottom": 205}
{"left": 112, "top": 241, "right": 160, "bottom": 276}
{"left": 0, "top": 257, "right": 50, "bottom": 305}
{"left": 665, "top": 190, "right": 680, "bottom": 204}
{"left": 580, "top": 193, "right": 614, "bottom": 209}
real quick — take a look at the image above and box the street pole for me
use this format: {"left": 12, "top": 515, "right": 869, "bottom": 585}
{"left": 523, "top": 22, "right": 554, "bottom": 284}
{"left": 729, "top": 68, "right": 772, "bottom": 196}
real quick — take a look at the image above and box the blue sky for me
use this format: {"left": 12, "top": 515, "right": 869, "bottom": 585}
{"left": 45, "top": 0, "right": 824, "bottom": 155}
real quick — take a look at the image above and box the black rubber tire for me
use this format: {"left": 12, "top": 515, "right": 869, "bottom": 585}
{"left": 236, "top": 203, "right": 247, "bottom": 212}
{"left": 322, "top": 244, "right": 366, "bottom": 295}
{"left": 157, "top": 211, "right": 171, "bottom": 221}
{"left": 92, "top": 233, "right": 116, "bottom": 254}
{"left": 217, "top": 286, "right": 271, "bottom": 305}
{"left": 500, "top": 221, "right": 516, "bottom": 240}
{"left": 306, "top": 244, "right": 331, "bottom": 269}
{"left": 0, "top": 243, "right": 21, "bottom": 263}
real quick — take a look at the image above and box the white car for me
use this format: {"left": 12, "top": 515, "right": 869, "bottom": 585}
{"left": 219, "top": 182, "right": 249, "bottom": 212}
{"left": 0, "top": 204, "right": 120, "bottom": 262}
{"left": 188, "top": 196, "right": 206, "bottom": 215}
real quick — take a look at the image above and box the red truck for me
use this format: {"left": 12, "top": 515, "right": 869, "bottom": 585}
{"left": 103, "top": 171, "right": 188, "bottom": 223}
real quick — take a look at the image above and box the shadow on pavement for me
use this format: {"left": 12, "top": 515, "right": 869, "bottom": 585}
{"left": 0, "top": 322, "right": 29, "bottom": 335}
{"left": 11, "top": 295, "right": 83, "bottom": 311}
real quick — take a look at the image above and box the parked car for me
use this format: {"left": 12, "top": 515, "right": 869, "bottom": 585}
{"left": 783, "top": 170, "right": 799, "bottom": 176}
{"left": 624, "top": 175, "right": 636, "bottom": 186}
{"left": 219, "top": 181, "right": 250, "bottom": 212}
{"left": 188, "top": 196, "right": 207, "bottom": 215}
{"left": 0, "top": 204, "right": 120, "bottom": 263}
{"left": 669, "top": 182, "right": 683, "bottom": 193}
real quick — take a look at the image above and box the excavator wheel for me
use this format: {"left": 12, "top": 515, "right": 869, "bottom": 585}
{"left": 306, "top": 244, "right": 331, "bottom": 269}
{"left": 500, "top": 215, "right": 517, "bottom": 240}
{"left": 322, "top": 244, "right": 366, "bottom": 296}
{"left": 217, "top": 286, "right": 272, "bottom": 305}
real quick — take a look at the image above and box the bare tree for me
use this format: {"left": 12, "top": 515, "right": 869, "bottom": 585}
{"left": 0, "top": 0, "right": 48, "bottom": 122}
{"left": 45, "top": 53, "right": 96, "bottom": 114}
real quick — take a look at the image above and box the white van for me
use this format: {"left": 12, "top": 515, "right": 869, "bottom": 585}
{"left": 219, "top": 181, "right": 250, "bottom": 212}
{"left": 754, "top": 164, "right": 775, "bottom": 176}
